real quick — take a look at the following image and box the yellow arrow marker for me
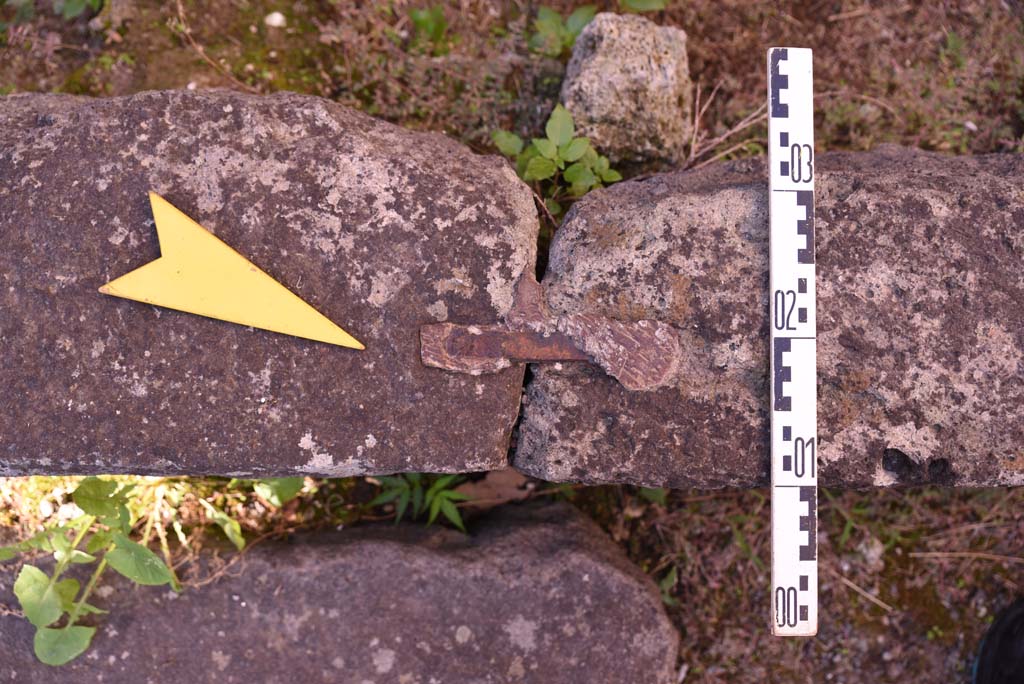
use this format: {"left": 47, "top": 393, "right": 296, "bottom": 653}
{"left": 100, "top": 193, "right": 364, "bottom": 350}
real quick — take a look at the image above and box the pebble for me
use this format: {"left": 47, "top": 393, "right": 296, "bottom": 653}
{"left": 264, "top": 11, "right": 287, "bottom": 28}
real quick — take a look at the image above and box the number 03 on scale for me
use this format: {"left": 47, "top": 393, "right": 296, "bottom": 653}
{"left": 768, "top": 47, "right": 817, "bottom": 636}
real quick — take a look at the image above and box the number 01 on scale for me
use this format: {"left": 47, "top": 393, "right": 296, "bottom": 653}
{"left": 768, "top": 47, "right": 817, "bottom": 637}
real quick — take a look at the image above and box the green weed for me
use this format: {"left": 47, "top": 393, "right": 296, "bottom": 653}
{"left": 492, "top": 104, "right": 621, "bottom": 220}
{"left": 620, "top": 0, "right": 666, "bottom": 11}
{"left": 409, "top": 5, "right": 449, "bottom": 55}
{"left": 1, "top": 477, "right": 176, "bottom": 666}
{"left": 528, "top": 5, "right": 595, "bottom": 58}
{"left": 368, "top": 473, "right": 471, "bottom": 532}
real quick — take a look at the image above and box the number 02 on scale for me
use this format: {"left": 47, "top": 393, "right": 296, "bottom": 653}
{"left": 768, "top": 47, "right": 817, "bottom": 636}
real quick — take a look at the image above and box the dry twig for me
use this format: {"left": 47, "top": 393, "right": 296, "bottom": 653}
{"left": 173, "top": 0, "right": 260, "bottom": 94}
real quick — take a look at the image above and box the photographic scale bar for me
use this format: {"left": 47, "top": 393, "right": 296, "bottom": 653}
{"left": 768, "top": 46, "right": 818, "bottom": 637}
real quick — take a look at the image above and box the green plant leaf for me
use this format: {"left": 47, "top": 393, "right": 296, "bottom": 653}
{"left": 533, "top": 138, "right": 558, "bottom": 160}
{"left": 639, "top": 487, "right": 668, "bottom": 505}
{"left": 439, "top": 498, "right": 466, "bottom": 532}
{"left": 76, "top": 602, "right": 107, "bottom": 615}
{"left": 395, "top": 489, "right": 411, "bottom": 523}
{"left": 410, "top": 6, "right": 448, "bottom": 45}
{"left": 425, "top": 474, "right": 459, "bottom": 501}
{"left": 61, "top": 0, "right": 90, "bottom": 19}
{"left": 600, "top": 168, "right": 623, "bottom": 182}
{"left": 105, "top": 535, "right": 174, "bottom": 586}
{"left": 55, "top": 578, "right": 80, "bottom": 612}
{"left": 34, "top": 625, "right": 95, "bottom": 666}
{"left": 529, "top": 7, "right": 566, "bottom": 57}
{"left": 72, "top": 477, "right": 120, "bottom": 518}
{"left": 198, "top": 500, "right": 246, "bottom": 551}
{"left": 54, "top": 549, "right": 96, "bottom": 565}
{"left": 535, "top": 6, "right": 563, "bottom": 25}
{"left": 559, "top": 137, "right": 590, "bottom": 162}
{"left": 544, "top": 198, "right": 562, "bottom": 216}
{"left": 14, "top": 565, "right": 64, "bottom": 628}
{"left": 369, "top": 487, "right": 403, "bottom": 507}
{"left": 515, "top": 144, "right": 538, "bottom": 179}
{"left": 565, "top": 5, "right": 597, "bottom": 36}
{"left": 411, "top": 481, "right": 425, "bottom": 516}
{"left": 85, "top": 530, "right": 112, "bottom": 555}
{"left": 563, "top": 162, "right": 596, "bottom": 186}
{"left": 621, "top": 0, "right": 666, "bottom": 12}
{"left": 658, "top": 566, "right": 679, "bottom": 606}
{"left": 253, "top": 477, "right": 303, "bottom": 507}
{"left": 115, "top": 503, "right": 131, "bottom": 534}
{"left": 570, "top": 182, "right": 593, "bottom": 197}
{"left": 524, "top": 156, "right": 557, "bottom": 181}
{"left": 545, "top": 105, "right": 574, "bottom": 146}
{"left": 0, "top": 546, "right": 17, "bottom": 561}
{"left": 428, "top": 494, "right": 443, "bottom": 525}
{"left": 491, "top": 130, "right": 524, "bottom": 157}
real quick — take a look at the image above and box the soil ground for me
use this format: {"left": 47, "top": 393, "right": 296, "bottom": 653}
{"left": 2, "top": 1, "right": 1023, "bottom": 682}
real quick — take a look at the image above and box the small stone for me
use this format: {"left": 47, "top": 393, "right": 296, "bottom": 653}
{"left": 560, "top": 13, "right": 692, "bottom": 165}
{"left": 263, "top": 11, "right": 286, "bottom": 28}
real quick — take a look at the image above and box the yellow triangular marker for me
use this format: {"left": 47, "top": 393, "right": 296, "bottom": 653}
{"left": 100, "top": 193, "right": 364, "bottom": 350}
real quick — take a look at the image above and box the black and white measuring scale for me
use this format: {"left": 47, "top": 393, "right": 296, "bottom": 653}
{"left": 767, "top": 47, "right": 817, "bottom": 637}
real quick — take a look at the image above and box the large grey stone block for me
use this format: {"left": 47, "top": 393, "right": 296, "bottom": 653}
{"left": 0, "top": 502, "right": 679, "bottom": 683}
{"left": 0, "top": 90, "right": 536, "bottom": 476}
{"left": 515, "top": 148, "right": 1024, "bottom": 488}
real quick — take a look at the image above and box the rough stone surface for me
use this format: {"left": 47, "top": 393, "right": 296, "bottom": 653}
{"left": 515, "top": 147, "right": 1024, "bottom": 488}
{"left": 560, "top": 13, "right": 691, "bottom": 165}
{"left": 0, "top": 90, "right": 537, "bottom": 476}
{"left": 0, "top": 502, "right": 679, "bottom": 683}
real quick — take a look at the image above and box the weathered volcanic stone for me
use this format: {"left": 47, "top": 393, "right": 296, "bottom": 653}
{"left": 0, "top": 503, "right": 679, "bottom": 683}
{"left": 560, "top": 13, "right": 692, "bottom": 165}
{"left": 515, "top": 147, "right": 1024, "bottom": 488}
{"left": 0, "top": 90, "right": 537, "bottom": 476}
